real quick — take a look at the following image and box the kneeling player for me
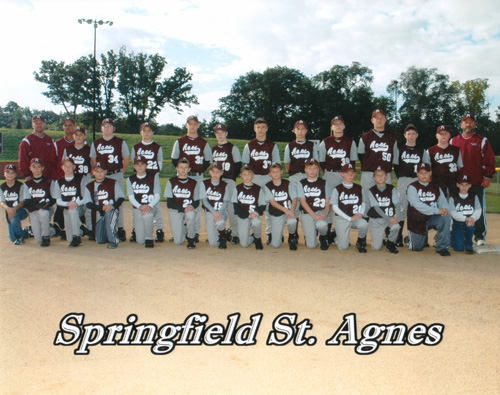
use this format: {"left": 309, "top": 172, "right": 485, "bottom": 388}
{"left": 127, "top": 155, "right": 162, "bottom": 248}
{"left": 296, "top": 159, "right": 330, "bottom": 250}
{"left": 232, "top": 166, "right": 266, "bottom": 249}
{"left": 84, "top": 161, "right": 125, "bottom": 249}
{"left": 164, "top": 158, "right": 200, "bottom": 249}
{"left": 264, "top": 163, "right": 298, "bottom": 250}
{"left": 366, "top": 168, "right": 401, "bottom": 253}
{"left": 331, "top": 163, "right": 368, "bottom": 253}
{"left": 407, "top": 163, "right": 451, "bottom": 256}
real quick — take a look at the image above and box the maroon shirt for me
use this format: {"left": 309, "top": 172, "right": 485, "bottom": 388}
{"left": 133, "top": 142, "right": 162, "bottom": 174}
{"left": 335, "top": 183, "right": 363, "bottom": 217}
{"left": 235, "top": 183, "right": 261, "bottom": 213}
{"left": 367, "top": 184, "right": 396, "bottom": 218}
{"left": 407, "top": 181, "right": 441, "bottom": 235}
{"left": 428, "top": 145, "right": 460, "bottom": 187}
{"left": 86, "top": 178, "right": 118, "bottom": 208}
{"left": 322, "top": 135, "right": 355, "bottom": 172}
{"left": 25, "top": 177, "right": 53, "bottom": 212}
{"left": 65, "top": 145, "right": 91, "bottom": 176}
{"left": 56, "top": 175, "right": 83, "bottom": 203}
{"left": 203, "top": 179, "right": 228, "bottom": 211}
{"left": 398, "top": 145, "right": 426, "bottom": 178}
{"left": 55, "top": 137, "right": 75, "bottom": 179}
{"left": 212, "top": 142, "right": 238, "bottom": 180}
{"left": 168, "top": 177, "right": 198, "bottom": 209}
{"left": 247, "top": 139, "right": 275, "bottom": 175}
{"left": 287, "top": 140, "right": 315, "bottom": 175}
{"left": 360, "top": 130, "right": 397, "bottom": 172}
{"left": 177, "top": 135, "right": 209, "bottom": 174}
{"left": 1, "top": 180, "right": 24, "bottom": 208}
{"left": 93, "top": 136, "right": 125, "bottom": 174}
{"left": 129, "top": 173, "right": 157, "bottom": 205}
{"left": 266, "top": 180, "right": 293, "bottom": 216}
{"left": 299, "top": 178, "right": 328, "bottom": 213}
{"left": 450, "top": 192, "right": 476, "bottom": 217}
{"left": 18, "top": 133, "right": 58, "bottom": 179}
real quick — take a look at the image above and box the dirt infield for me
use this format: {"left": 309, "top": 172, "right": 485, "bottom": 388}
{"left": 1, "top": 203, "right": 499, "bottom": 394}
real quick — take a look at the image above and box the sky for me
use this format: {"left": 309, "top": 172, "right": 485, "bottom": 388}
{"left": 2, "top": 0, "right": 500, "bottom": 127}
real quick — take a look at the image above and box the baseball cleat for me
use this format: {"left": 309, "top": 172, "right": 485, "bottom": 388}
{"left": 231, "top": 236, "right": 240, "bottom": 245}
{"left": 40, "top": 236, "right": 50, "bottom": 247}
{"left": 436, "top": 249, "right": 451, "bottom": 257}
{"left": 118, "top": 228, "right": 126, "bottom": 242}
{"left": 14, "top": 238, "right": 24, "bottom": 245}
{"left": 476, "top": 239, "right": 486, "bottom": 246}
{"left": 225, "top": 229, "right": 232, "bottom": 242}
{"left": 266, "top": 234, "right": 272, "bottom": 245}
{"left": 465, "top": 247, "right": 475, "bottom": 254}
{"left": 355, "top": 238, "right": 367, "bottom": 253}
{"left": 130, "top": 229, "right": 136, "bottom": 242}
{"left": 187, "top": 237, "right": 196, "bottom": 249}
{"left": 145, "top": 240, "right": 154, "bottom": 248}
{"left": 386, "top": 241, "right": 399, "bottom": 254}
{"left": 319, "top": 235, "right": 329, "bottom": 251}
{"left": 155, "top": 229, "right": 165, "bottom": 242}
{"left": 218, "top": 238, "right": 227, "bottom": 250}
{"left": 69, "top": 236, "right": 82, "bottom": 248}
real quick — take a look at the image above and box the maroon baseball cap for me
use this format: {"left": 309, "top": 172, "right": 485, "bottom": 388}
{"left": 341, "top": 163, "right": 356, "bottom": 173}
{"left": 101, "top": 118, "right": 115, "bottom": 127}
{"left": 74, "top": 126, "right": 86, "bottom": 134}
{"left": 30, "top": 158, "right": 43, "bottom": 166}
{"left": 417, "top": 163, "right": 431, "bottom": 172}
{"left": 140, "top": 122, "right": 154, "bottom": 131}
{"left": 209, "top": 162, "right": 224, "bottom": 171}
{"left": 331, "top": 116, "right": 345, "bottom": 125}
{"left": 32, "top": 114, "right": 45, "bottom": 122}
{"left": 305, "top": 158, "right": 320, "bottom": 167}
{"left": 372, "top": 109, "right": 386, "bottom": 118}
{"left": 436, "top": 125, "right": 451, "bottom": 134}
{"left": 462, "top": 113, "right": 475, "bottom": 122}
{"left": 186, "top": 115, "right": 199, "bottom": 123}
{"left": 134, "top": 155, "right": 147, "bottom": 164}
{"left": 457, "top": 174, "right": 471, "bottom": 184}
{"left": 4, "top": 164, "right": 17, "bottom": 172}
{"left": 214, "top": 123, "right": 228, "bottom": 132}
{"left": 92, "top": 161, "right": 107, "bottom": 171}
{"left": 254, "top": 117, "right": 267, "bottom": 125}
{"left": 294, "top": 120, "right": 308, "bottom": 129}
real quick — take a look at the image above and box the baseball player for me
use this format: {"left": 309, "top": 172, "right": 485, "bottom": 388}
{"left": 90, "top": 118, "right": 130, "bottom": 241}
{"left": 296, "top": 159, "right": 331, "bottom": 250}
{"left": 357, "top": 109, "right": 398, "bottom": 192}
{"left": 54, "top": 117, "right": 76, "bottom": 179}
{"left": 264, "top": 163, "right": 298, "bottom": 250}
{"left": 22, "top": 158, "right": 56, "bottom": 247}
{"left": 52, "top": 158, "right": 86, "bottom": 247}
{"left": 18, "top": 115, "right": 58, "bottom": 180}
{"left": 164, "top": 158, "right": 200, "bottom": 249}
{"left": 1, "top": 164, "right": 29, "bottom": 245}
{"left": 200, "top": 163, "right": 231, "bottom": 249}
{"left": 428, "top": 125, "right": 463, "bottom": 198}
{"left": 212, "top": 123, "right": 242, "bottom": 245}
{"left": 231, "top": 166, "right": 266, "bottom": 249}
{"left": 451, "top": 113, "right": 496, "bottom": 245}
{"left": 449, "top": 174, "right": 481, "bottom": 254}
{"left": 406, "top": 163, "right": 451, "bottom": 256}
{"left": 171, "top": 116, "right": 212, "bottom": 242}
{"left": 83, "top": 161, "right": 125, "bottom": 249}
{"left": 127, "top": 155, "right": 162, "bottom": 248}
{"left": 366, "top": 168, "right": 401, "bottom": 254}
{"left": 242, "top": 118, "right": 280, "bottom": 244}
{"left": 331, "top": 163, "right": 368, "bottom": 253}
{"left": 130, "top": 122, "right": 165, "bottom": 243}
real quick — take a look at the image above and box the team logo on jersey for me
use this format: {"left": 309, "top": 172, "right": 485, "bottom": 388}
{"left": 327, "top": 147, "right": 347, "bottom": 159}
{"left": 61, "top": 185, "right": 78, "bottom": 197}
{"left": 29, "top": 187, "right": 47, "bottom": 198}
{"left": 417, "top": 189, "right": 436, "bottom": 202}
{"left": 70, "top": 155, "right": 85, "bottom": 165}
{"left": 182, "top": 144, "right": 201, "bottom": 155}
{"left": 271, "top": 189, "right": 289, "bottom": 203}
{"left": 455, "top": 203, "right": 474, "bottom": 216}
{"left": 172, "top": 185, "right": 192, "bottom": 198}
{"left": 375, "top": 194, "right": 391, "bottom": 207}
{"left": 206, "top": 187, "right": 222, "bottom": 201}
{"left": 369, "top": 141, "right": 389, "bottom": 152}
{"left": 213, "top": 151, "right": 228, "bottom": 161}
{"left": 3, "top": 191, "right": 19, "bottom": 204}
{"left": 433, "top": 152, "right": 454, "bottom": 164}
{"left": 96, "top": 143, "right": 116, "bottom": 154}
{"left": 96, "top": 190, "right": 109, "bottom": 201}
{"left": 237, "top": 191, "right": 256, "bottom": 205}
{"left": 291, "top": 147, "right": 311, "bottom": 159}
{"left": 339, "top": 191, "right": 359, "bottom": 205}
{"left": 250, "top": 149, "right": 270, "bottom": 161}
{"left": 303, "top": 185, "right": 322, "bottom": 197}
{"left": 401, "top": 152, "right": 421, "bottom": 163}
{"left": 132, "top": 182, "right": 151, "bottom": 194}
{"left": 136, "top": 148, "right": 155, "bottom": 160}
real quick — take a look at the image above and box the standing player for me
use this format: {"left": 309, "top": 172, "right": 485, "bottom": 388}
{"left": 54, "top": 117, "right": 76, "bottom": 179}
{"left": 451, "top": 113, "right": 496, "bottom": 245}
{"left": 211, "top": 123, "right": 242, "bottom": 245}
{"left": 357, "top": 109, "right": 398, "bottom": 192}
{"left": 127, "top": 156, "right": 162, "bottom": 248}
{"left": 90, "top": 118, "right": 130, "bottom": 241}
{"left": 164, "top": 158, "right": 200, "bottom": 249}
{"left": 18, "top": 115, "right": 58, "bottom": 180}
{"left": 296, "top": 159, "right": 331, "bottom": 250}
{"left": 331, "top": 163, "right": 368, "bottom": 253}
{"left": 1, "top": 164, "right": 29, "bottom": 245}
{"left": 393, "top": 124, "right": 430, "bottom": 246}
{"left": 130, "top": 122, "right": 165, "bottom": 243}
{"left": 171, "top": 115, "right": 212, "bottom": 241}
{"left": 264, "top": 163, "right": 298, "bottom": 250}
{"left": 200, "top": 162, "right": 231, "bottom": 249}
{"left": 242, "top": 118, "right": 280, "bottom": 243}
{"left": 428, "top": 125, "right": 463, "bottom": 197}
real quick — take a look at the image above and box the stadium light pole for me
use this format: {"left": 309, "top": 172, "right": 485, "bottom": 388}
{"left": 78, "top": 19, "right": 113, "bottom": 141}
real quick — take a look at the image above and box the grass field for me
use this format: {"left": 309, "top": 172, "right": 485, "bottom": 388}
{"left": 1, "top": 128, "right": 499, "bottom": 212}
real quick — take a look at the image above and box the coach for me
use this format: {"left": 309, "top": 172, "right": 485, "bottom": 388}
{"left": 450, "top": 113, "right": 496, "bottom": 245}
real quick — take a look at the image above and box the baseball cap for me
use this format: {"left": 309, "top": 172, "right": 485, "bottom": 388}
{"left": 417, "top": 163, "right": 431, "bottom": 172}
{"left": 372, "top": 109, "right": 386, "bottom": 118}
{"left": 305, "top": 158, "right": 320, "bottom": 167}
{"left": 209, "top": 162, "right": 224, "bottom": 171}
{"left": 341, "top": 163, "right": 356, "bottom": 173}
{"left": 101, "top": 118, "right": 115, "bottom": 127}
{"left": 186, "top": 115, "right": 199, "bottom": 123}
{"left": 462, "top": 113, "right": 475, "bottom": 122}
{"left": 436, "top": 125, "right": 451, "bottom": 134}
{"left": 373, "top": 166, "right": 386, "bottom": 174}
{"left": 63, "top": 117, "right": 75, "bottom": 124}
{"left": 62, "top": 157, "right": 75, "bottom": 165}
{"left": 92, "top": 161, "right": 107, "bottom": 171}
{"left": 457, "top": 174, "right": 471, "bottom": 184}
{"left": 30, "top": 158, "right": 43, "bottom": 166}
{"left": 294, "top": 120, "right": 308, "bottom": 129}
{"left": 269, "top": 162, "right": 282, "bottom": 170}
{"left": 140, "top": 122, "right": 154, "bottom": 131}
{"left": 134, "top": 155, "right": 147, "bottom": 164}
{"left": 74, "top": 126, "right": 86, "bottom": 134}
{"left": 214, "top": 123, "right": 228, "bottom": 132}
{"left": 4, "top": 164, "right": 17, "bottom": 172}
{"left": 32, "top": 114, "right": 45, "bottom": 122}
{"left": 331, "top": 116, "right": 345, "bottom": 125}
{"left": 254, "top": 117, "right": 267, "bottom": 125}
